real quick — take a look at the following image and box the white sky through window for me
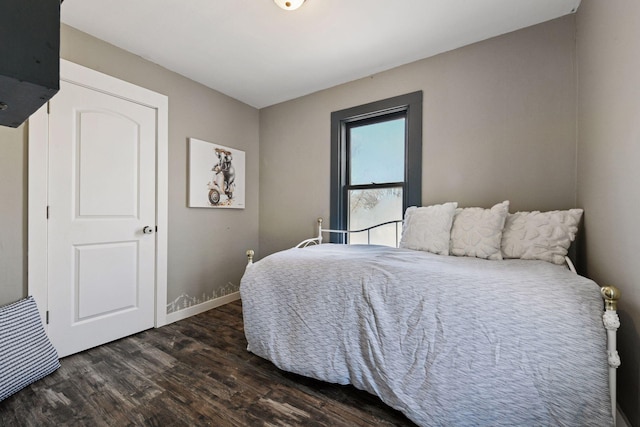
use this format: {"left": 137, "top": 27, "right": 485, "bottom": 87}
{"left": 349, "top": 118, "right": 405, "bottom": 185}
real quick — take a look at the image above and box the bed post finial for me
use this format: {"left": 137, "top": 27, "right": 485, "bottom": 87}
{"left": 246, "top": 249, "right": 254, "bottom": 265}
{"left": 601, "top": 285, "right": 621, "bottom": 311}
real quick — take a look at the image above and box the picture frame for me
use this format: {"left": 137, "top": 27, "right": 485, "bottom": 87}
{"left": 188, "top": 138, "right": 245, "bottom": 209}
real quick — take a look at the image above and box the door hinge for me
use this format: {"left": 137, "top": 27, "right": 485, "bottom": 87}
{"left": 46, "top": 205, "right": 49, "bottom": 219}
{"left": 46, "top": 311, "right": 49, "bottom": 325}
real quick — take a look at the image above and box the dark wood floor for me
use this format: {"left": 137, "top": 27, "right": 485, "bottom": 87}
{"left": 0, "top": 300, "right": 416, "bottom": 426}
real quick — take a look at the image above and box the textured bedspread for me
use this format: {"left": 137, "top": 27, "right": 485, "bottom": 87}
{"left": 240, "top": 244, "right": 612, "bottom": 426}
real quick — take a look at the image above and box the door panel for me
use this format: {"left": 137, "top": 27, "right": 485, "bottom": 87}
{"left": 77, "top": 110, "right": 139, "bottom": 217}
{"left": 48, "top": 80, "right": 157, "bottom": 357}
{"left": 75, "top": 241, "right": 138, "bottom": 320}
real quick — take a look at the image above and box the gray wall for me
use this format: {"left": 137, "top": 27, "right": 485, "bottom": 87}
{"left": 577, "top": 1, "right": 640, "bottom": 425}
{"left": 0, "top": 25, "right": 260, "bottom": 311}
{"left": 259, "top": 16, "right": 578, "bottom": 257}
{"left": 0, "top": 124, "right": 27, "bottom": 304}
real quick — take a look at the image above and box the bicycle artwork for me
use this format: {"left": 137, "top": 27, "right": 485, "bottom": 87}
{"left": 188, "top": 138, "right": 245, "bottom": 209}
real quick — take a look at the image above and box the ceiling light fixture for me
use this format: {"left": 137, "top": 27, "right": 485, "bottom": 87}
{"left": 274, "top": 0, "right": 306, "bottom": 11}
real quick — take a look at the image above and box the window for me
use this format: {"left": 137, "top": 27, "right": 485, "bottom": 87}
{"left": 330, "top": 91, "right": 422, "bottom": 245}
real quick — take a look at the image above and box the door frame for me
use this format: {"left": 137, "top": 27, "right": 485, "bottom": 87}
{"left": 28, "top": 59, "right": 169, "bottom": 328}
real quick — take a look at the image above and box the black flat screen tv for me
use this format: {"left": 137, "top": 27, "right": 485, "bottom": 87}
{"left": 0, "top": 0, "right": 61, "bottom": 128}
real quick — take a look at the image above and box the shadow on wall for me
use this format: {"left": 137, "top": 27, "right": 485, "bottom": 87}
{"left": 573, "top": 218, "right": 586, "bottom": 276}
{"left": 618, "top": 310, "right": 639, "bottom": 427}
{"left": 21, "top": 126, "right": 28, "bottom": 299}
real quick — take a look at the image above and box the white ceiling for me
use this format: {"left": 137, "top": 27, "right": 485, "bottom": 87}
{"left": 61, "top": 0, "right": 581, "bottom": 109}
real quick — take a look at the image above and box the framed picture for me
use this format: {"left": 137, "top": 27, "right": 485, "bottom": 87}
{"left": 188, "top": 138, "right": 245, "bottom": 209}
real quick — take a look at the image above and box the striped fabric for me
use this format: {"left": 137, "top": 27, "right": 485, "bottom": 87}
{"left": 0, "top": 296, "right": 60, "bottom": 402}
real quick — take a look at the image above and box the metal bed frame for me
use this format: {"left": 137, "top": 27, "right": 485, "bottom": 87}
{"left": 295, "top": 218, "right": 403, "bottom": 248}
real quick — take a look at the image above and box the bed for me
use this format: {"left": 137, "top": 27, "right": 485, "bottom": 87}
{"left": 240, "top": 203, "right": 620, "bottom": 426}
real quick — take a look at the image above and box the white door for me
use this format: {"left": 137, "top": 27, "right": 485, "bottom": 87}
{"left": 47, "top": 79, "right": 158, "bottom": 357}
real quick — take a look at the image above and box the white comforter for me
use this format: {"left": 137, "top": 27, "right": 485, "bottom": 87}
{"left": 240, "top": 244, "right": 613, "bottom": 426}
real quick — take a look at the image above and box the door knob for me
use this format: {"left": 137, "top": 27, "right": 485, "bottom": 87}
{"left": 142, "top": 226, "right": 154, "bottom": 234}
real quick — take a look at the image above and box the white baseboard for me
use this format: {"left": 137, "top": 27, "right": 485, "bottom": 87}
{"left": 165, "top": 291, "right": 240, "bottom": 325}
{"left": 617, "top": 405, "right": 630, "bottom": 427}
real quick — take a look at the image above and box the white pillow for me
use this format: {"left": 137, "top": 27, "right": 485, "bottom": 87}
{"left": 399, "top": 202, "right": 458, "bottom": 255}
{"left": 501, "top": 209, "right": 583, "bottom": 265}
{"left": 450, "top": 201, "right": 510, "bottom": 260}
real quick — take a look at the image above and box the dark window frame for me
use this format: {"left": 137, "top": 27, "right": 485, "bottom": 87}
{"left": 330, "top": 91, "right": 423, "bottom": 243}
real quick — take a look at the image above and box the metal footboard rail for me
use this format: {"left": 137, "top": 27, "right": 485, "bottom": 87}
{"left": 601, "top": 285, "right": 621, "bottom": 425}
{"left": 295, "top": 218, "right": 403, "bottom": 248}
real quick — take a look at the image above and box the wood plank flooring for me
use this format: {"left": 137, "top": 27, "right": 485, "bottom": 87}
{"left": 0, "top": 300, "right": 416, "bottom": 426}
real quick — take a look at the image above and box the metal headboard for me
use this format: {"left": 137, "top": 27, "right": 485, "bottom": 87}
{"left": 296, "top": 218, "right": 403, "bottom": 248}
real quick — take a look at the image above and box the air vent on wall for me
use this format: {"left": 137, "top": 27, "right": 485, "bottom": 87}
{"left": 0, "top": 0, "right": 61, "bottom": 128}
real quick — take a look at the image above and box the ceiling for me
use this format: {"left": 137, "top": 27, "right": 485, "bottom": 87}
{"left": 61, "top": 0, "right": 581, "bottom": 109}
